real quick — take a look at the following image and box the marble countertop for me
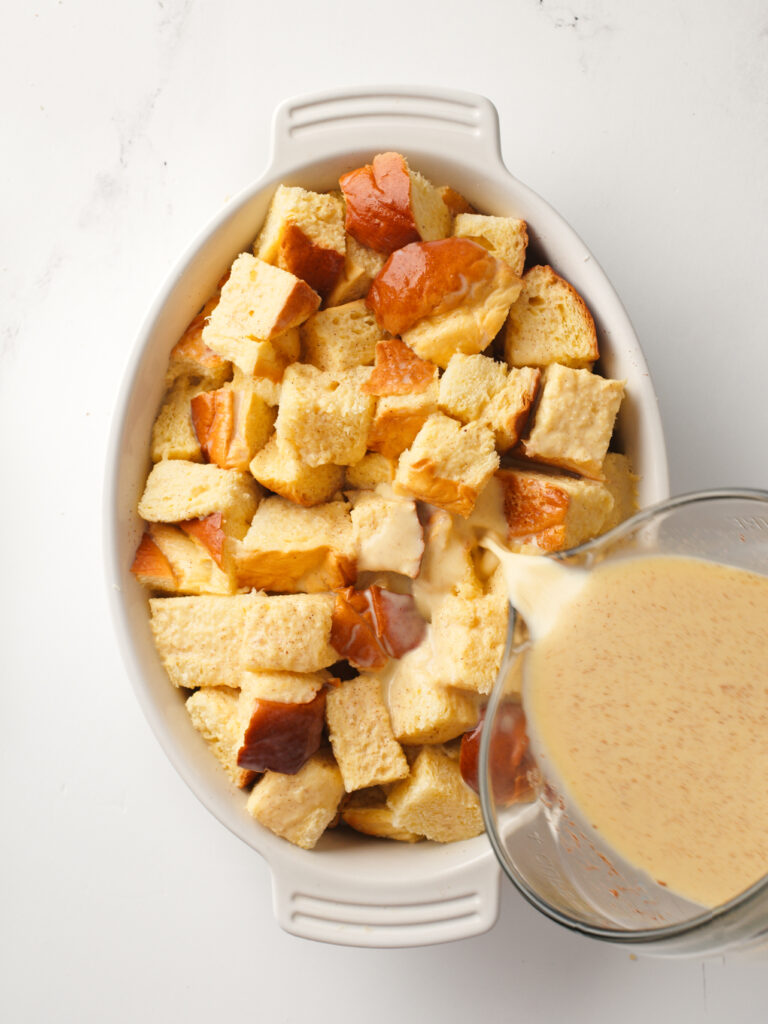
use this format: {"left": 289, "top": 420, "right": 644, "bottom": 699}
{"left": 3, "top": 0, "right": 767, "bottom": 1020}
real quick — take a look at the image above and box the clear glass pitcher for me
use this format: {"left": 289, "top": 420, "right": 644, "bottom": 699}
{"left": 480, "top": 490, "right": 768, "bottom": 956}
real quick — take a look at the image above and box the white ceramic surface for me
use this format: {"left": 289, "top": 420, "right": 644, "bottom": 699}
{"left": 105, "top": 86, "right": 669, "bottom": 948}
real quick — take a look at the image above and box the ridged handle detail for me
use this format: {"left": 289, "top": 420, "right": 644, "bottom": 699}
{"left": 269, "top": 86, "right": 503, "bottom": 173}
{"left": 271, "top": 857, "right": 500, "bottom": 947}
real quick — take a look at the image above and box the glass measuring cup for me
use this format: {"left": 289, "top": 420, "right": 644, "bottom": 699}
{"left": 479, "top": 489, "right": 768, "bottom": 956}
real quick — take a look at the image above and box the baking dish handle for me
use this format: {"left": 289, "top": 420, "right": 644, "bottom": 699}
{"left": 270, "top": 853, "right": 500, "bottom": 948}
{"left": 269, "top": 86, "right": 504, "bottom": 175}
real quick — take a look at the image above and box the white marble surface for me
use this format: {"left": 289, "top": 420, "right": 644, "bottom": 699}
{"left": 2, "top": 0, "right": 767, "bottom": 1020}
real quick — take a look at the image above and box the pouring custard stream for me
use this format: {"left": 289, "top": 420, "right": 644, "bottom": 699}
{"left": 485, "top": 540, "right": 768, "bottom": 909}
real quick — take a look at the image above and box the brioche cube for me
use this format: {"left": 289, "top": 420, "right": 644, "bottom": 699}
{"left": 249, "top": 435, "right": 344, "bottom": 507}
{"left": 601, "top": 452, "right": 639, "bottom": 533}
{"left": 342, "top": 800, "right": 421, "bottom": 842}
{"left": 387, "top": 746, "right": 483, "bottom": 843}
{"left": 394, "top": 413, "right": 499, "bottom": 518}
{"left": 387, "top": 638, "right": 479, "bottom": 744}
{"left": 130, "top": 534, "right": 177, "bottom": 592}
{"left": 247, "top": 752, "right": 344, "bottom": 849}
{"left": 190, "top": 380, "right": 275, "bottom": 471}
{"left": 165, "top": 297, "right": 231, "bottom": 389}
{"left": 452, "top": 213, "right": 528, "bottom": 277}
{"left": 504, "top": 265, "right": 599, "bottom": 369}
{"left": 203, "top": 324, "right": 300, "bottom": 382}
{"left": 521, "top": 364, "right": 625, "bottom": 479}
{"left": 238, "top": 669, "right": 326, "bottom": 707}
{"left": 232, "top": 366, "right": 281, "bottom": 407}
{"left": 300, "top": 299, "right": 383, "bottom": 373}
{"left": 149, "top": 594, "right": 256, "bottom": 688}
{"left": 432, "top": 588, "right": 508, "bottom": 696}
{"left": 275, "top": 364, "right": 375, "bottom": 467}
{"left": 326, "top": 675, "right": 409, "bottom": 791}
{"left": 236, "top": 496, "right": 355, "bottom": 592}
{"left": 438, "top": 353, "right": 540, "bottom": 451}
{"left": 411, "top": 509, "right": 482, "bottom": 621}
{"left": 326, "top": 234, "right": 387, "bottom": 306}
{"left": 137, "top": 460, "right": 260, "bottom": 537}
{"left": 340, "top": 152, "right": 451, "bottom": 255}
{"left": 438, "top": 185, "right": 476, "bottom": 217}
{"left": 254, "top": 185, "right": 346, "bottom": 300}
{"left": 401, "top": 261, "right": 522, "bottom": 369}
{"left": 186, "top": 686, "right": 253, "bottom": 788}
{"left": 150, "top": 377, "right": 205, "bottom": 463}
{"left": 204, "top": 253, "right": 319, "bottom": 347}
{"left": 241, "top": 593, "right": 337, "bottom": 673}
{"left": 344, "top": 453, "right": 397, "bottom": 490}
{"left": 367, "top": 385, "right": 439, "bottom": 459}
{"left": 147, "top": 522, "right": 236, "bottom": 595}
{"left": 348, "top": 490, "right": 424, "bottom": 578}
{"left": 496, "top": 466, "right": 614, "bottom": 553}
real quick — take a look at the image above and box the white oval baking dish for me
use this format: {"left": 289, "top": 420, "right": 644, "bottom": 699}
{"left": 104, "top": 86, "right": 670, "bottom": 948}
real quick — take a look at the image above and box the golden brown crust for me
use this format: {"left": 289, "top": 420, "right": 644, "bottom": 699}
{"left": 439, "top": 185, "right": 476, "bottom": 217}
{"left": 130, "top": 533, "right": 178, "bottom": 590}
{"left": 363, "top": 338, "right": 436, "bottom": 396}
{"left": 496, "top": 468, "right": 570, "bottom": 545}
{"left": 278, "top": 222, "right": 345, "bottom": 300}
{"left": 340, "top": 152, "right": 419, "bottom": 255}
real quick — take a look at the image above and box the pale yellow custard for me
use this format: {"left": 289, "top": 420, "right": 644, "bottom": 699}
{"left": 498, "top": 552, "right": 768, "bottom": 908}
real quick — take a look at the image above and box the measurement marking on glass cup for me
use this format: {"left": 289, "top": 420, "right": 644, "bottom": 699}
{"left": 730, "top": 516, "right": 768, "bottom": 530}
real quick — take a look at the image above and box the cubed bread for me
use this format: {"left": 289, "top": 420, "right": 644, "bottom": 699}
{"left": 411, "top": 509, "right": 483, "bottom": 621}
{"left": 367, "top": 238, "right": 522, "bottom": 369}
{"left": 367, "top": 386, "right": 440, "bottom": 459}
{"left": 394, "top": 413, "right": 499, "bottom": 517}
{"left": 452, "top": 213, "right": 528, "bottom": 277}
{"left": 348, "top": 490, "right": 424, "bottom": 578}
{"left": 232, "top": 366, "right": 281, "bottom": 407}
{"left": 431, "top": 587, "right": 508, "bottom": 695}
{"left": 186, "top": 686, "right": 254, "bottom": 788}
{"left": 254, "top": 185, "right": 346, "bottom": 299}
{"left": 238, "top": 669, "right": 326, "bottom": 706}
{"left": 145, "top": 521, "right": 236, "bottom": 595}
{"left": 246, "top": 751, "right": 344, "bottom": 849}
{"left": 204, "top": 253, "right": 320, "bottom": 346}
{"left": 137, "top": 460, "right": 260, "bottom": 536}
{"left": 275, "top": 364, "right": 375, "bottom": 467}
{"left": 387, "top": 746, "right": 483, "bottom": 843}
{"left": 150, "top": 377, "right": 206, "bottom": 463}
{"left": 341, "top": 800, "right": 422, "bottom": 842}
{"left": 165, "top": 297, "right": 231, "bottom": 389}
{"left": 340, "top": 152, "right": 451, "bottom": 255}
{"left": 190, "top": 381, "right": 275, "bottom": 471}
{"left": 504, "top": 265, "right": 599, "bottom": 369}
{"left": 130, "top": 534, "right": 177, "bottom": 592}
{"left": 600, "top": 452, "right": 639, "bottom": 532}
{"left": 438, "top": 353, "right": 540, "bottom": 451}
{"left": 241, "top": 593, "right": 337, "bottom": 672}
{"left": 363, "top": 338, "right": 439, "bottom": 457}
{"left": 236, "top": 496, "right": 355, "bottom": 592}
{"left": 300, "top": 299, "right": 383, "bottom": 373}
{"left": 387, "top": 638, "right": 479, "bottom": 744}
{"left": 202, "top": 253, "right": 315, "bottom": 379}
{"left": 363, "top": 337, "right": 438, "bottom": 397}
{"left": 248, "top": 435, "right": 344, "bottom": 507}
{"left": 202, "top": 324, "right": 300, "bottom": 382}
{"left": 438, "top": 185, "right": 476, "bottom": 217}
{"left": 149, "top": 594, "right": 256, "bottom": 688}
{"left": 344, "top": 453, "right": 397, "bottom": 490}
{"left": 495, "top": 465, "right": 614, "bottom": 552}
{"left": 325, "top": 234, "right": 387, "bottom": 307}
{"left": 326, "top": 675, "right": 409, "bottom": 791}
{"left": 521, "top": 364, "right": 625, "bottom": 479}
